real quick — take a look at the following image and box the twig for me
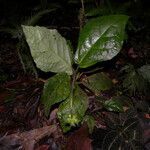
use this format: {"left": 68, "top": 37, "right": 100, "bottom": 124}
{"left": 79, "top": 0, "right": 85, "bottom": 30}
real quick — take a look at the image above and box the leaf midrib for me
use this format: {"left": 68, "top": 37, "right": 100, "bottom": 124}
{"left": 78, "top": 25, "right": 115, "bottom": 66}
{"left": 45, "top": 76, "right": 70, "bottom": 107}
{"left": 52, "top": 40, "right": 72, "bottom": 71}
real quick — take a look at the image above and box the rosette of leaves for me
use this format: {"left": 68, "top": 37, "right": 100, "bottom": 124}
{"left": 22, "top": 15, "right": 129, "bottom": 132}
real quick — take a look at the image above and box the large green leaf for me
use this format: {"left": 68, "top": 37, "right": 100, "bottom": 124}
{"left": 22, "top": 25, "right": 73, "bottom": 75}
{"left": 24, "top": 9, "right": 59, "bottom": 26}
{"left": 83, "top": 72, "right": 113, "bottom": 94}
{"left": 57, "top": 86, "right": 88, "bottom": 132}
{"left": 75, "top": 15, "right": 129, "bottom": 68}
{"left": 41, "top": 73, "right": 71, "bottom": 116}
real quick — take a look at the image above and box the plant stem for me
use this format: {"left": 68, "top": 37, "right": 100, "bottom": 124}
{"left": 81, "top": 0, "right": 85, "bottom": 13}
{"left": 70, "top": 67, "right": 79, "bottom": 107}
{"left": 17, "top": 45, "right": 27, "bottom": 74}
{"left": 79, "top": 0, "right": 85, "bottom": 30}
{"left": 70, "top": 0, "right": 84, "bottom": 108}
{"left": 82, "top": 67, "right": 104, "bottom": 74}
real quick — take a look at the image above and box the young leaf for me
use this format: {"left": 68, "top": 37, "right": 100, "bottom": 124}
{"left": 83, "top": 72, "right": 113, "bottom": 94}
{"left": 22, "top": 25, "right": 73, "bottom": 75}
{"left": 41, "top": 73, "right": 71, "bottom": 116}
{"left": 75, "top": 15, "right": 129, "bottom": 68}
{"left": 57, "top": 86, "right": 88, "bottom": 132}
{"left": 104, "top": 96, "right": 124, "bottom": 112}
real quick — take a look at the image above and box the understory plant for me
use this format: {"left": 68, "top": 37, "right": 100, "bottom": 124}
{"left": 22, "top": 15, "right": 129, "bottom": 132}
{"left": 0, "top": 8, "right": 59, "bottom": 77}
{"left": 122, "top": 64, "right": 150, "bottom": 95}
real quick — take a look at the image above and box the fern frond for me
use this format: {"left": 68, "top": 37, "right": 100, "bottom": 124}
{"left": 102, "top": 110, "right": 142, "bottom": 150}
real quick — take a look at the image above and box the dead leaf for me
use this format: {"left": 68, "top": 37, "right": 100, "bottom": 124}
{"left": 0, "top": 125, "right": 57, "bottom": 150}
{"left": 66, "top": 124, "right": 92, "bottom": 150}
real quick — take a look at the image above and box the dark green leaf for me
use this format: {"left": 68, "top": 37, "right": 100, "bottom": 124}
{"left": 75, "top": 15, "right": 129, "bottom": 68}
{"left": 122, "top": 64, "right": 148, "bottom": 95}
{"left": 57, "top": 86, "right": 88, "bottom": 132}
{"left": 22, "top": 25, "right": 73, "bottom": 75}
{"left": 83, "top": 72, "right": 113, "bottom": 94}
{"left": 138, "top": 65, "right": 150, "bottom": 82}
{"left": 83, "top": 115, "right": 95, "bottom": 134}
{"left": 104, "top": 96, "right": 124, "bottom": 112}
{"left": 41, "top": 73, "right": 71, "bottom": 116}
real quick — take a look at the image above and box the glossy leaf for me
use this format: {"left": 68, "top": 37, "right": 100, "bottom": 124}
{"left": 138, "top": 65, "right": 150, "bottom": 82}
{"left": 57, "top": 86, "right": 88, "bottom": 132}
{"left": 22, "top": 25, "right": 73, "bottom": 75}
{"left": 41, "top": 73, "right": 71, "bottom": 116}
{"left": 104, "top": 96, "right": 124, "bottom": 112}
{"left": 75, "top": 15, "right": 129, "bottom": 68}
{"left": 83, "top": 72, "right": 113, "bottom": 94}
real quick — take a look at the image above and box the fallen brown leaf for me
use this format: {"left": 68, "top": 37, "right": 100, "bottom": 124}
{"left": 0, "top": 125, "right": 57, "bottom": 150}
{"left": 66, "top": 124, "right": 92, "bottom": 150}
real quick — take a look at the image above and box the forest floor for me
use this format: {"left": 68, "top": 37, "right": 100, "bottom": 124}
{"left": 0, "top": 35, "right": 150, "bottom": 150}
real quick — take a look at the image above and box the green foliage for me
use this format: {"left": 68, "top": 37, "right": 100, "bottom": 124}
{"left": 57, "top": 86, "right": 88, "bottom": 132}
{"left": 122, "top": 64, "right": 148, "bottom": 95}
{"left": 22, "top": 26, "right": 73, "bottom": 75}
{"left": 23, "top": 15, "right": 129, "bottom": 132}
{"left": 83, "top": 115, "right": 95, "bottom": 134}
{"left": 75, "top": 15, "right": 129, "bottom": 68}
{"left": 0, "top": 8, "right": 59, "bottom": 77}
{"left": 104, "top": 96, "right": 124, "bottom": 112}
{"left": 82, "top": 72, "right": 113, "bottom": 94}
{"left": 41, "top": 73, "right": 71, "bottom": 116}
{"left": 96, "top": 94, "right": 132, "bottom": 113}
{"left": 138, "top": 64, "right": 150, "bottom": 83}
